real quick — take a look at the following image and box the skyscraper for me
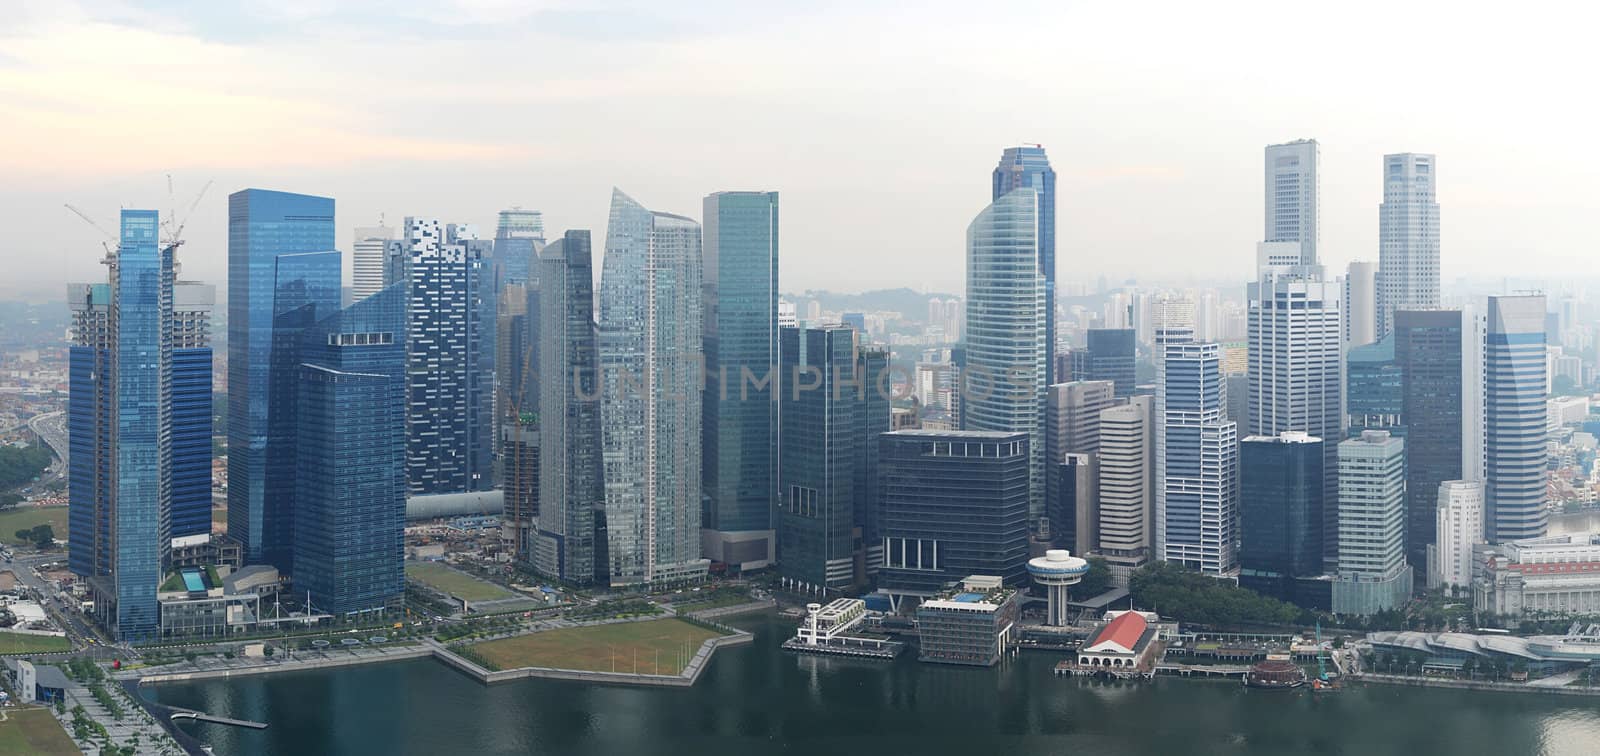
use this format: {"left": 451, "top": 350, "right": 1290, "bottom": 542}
{"left": 1239, "top": 432, "right": 1325, "bottom": 607}
{"left": 1075, "top": 328, "right": 1136, "bottom": 398}
{"left": 351, "top": 225, "right": 393, "bottom": 303}
{"left": 1485, "top": 295, "right": 1548, "bottom": 543}
{"left": 500, "top": 416, "right": 539, "bottom": 562}
{"left": 493, "top": 207, "right": 545, "bottom": 287}
{"left": 168, "top": 282, "right": 215, "bottom": 546}
{"left": 1097, "top": 395, "right": 1154, "bottom": 582}
{"left": 1158, "top": 341, "right": 1238, "bottom": 576}
{"left": 877, "top": 430, "right": 1031, "bottom": 602}
{"left": 1333, "top": 430, "right": 1412, "bottom": 615}
{"left": 964, "top": 188, "right": 1046, "bottom": 525}
{"left": 1376, "top": 153, "right": 1440, "bottom": 338}
{"left": 1264, "top": 139, "right": 1320, "bottom": 265}
{"left": 1394, "top": 309, "right": 1464, "bottom": 570}
{"left": 1428, "top": 480, "right": 1483, "bottom": 590}
{"left": 1045, "top": 381, "right": 1114, "bottom": 553}
{"left": 701, "top": 191, "right": 780, "bottom": 571}
{"left": 1345, "top": 334, "right": 1403, "bottom": 437}
{"left": 533, "top": 231, "right": 603, "bottom": 585}
{"left": 227, "top": 189, "right": 338, "bottom": 570}
{"left": 1345, "top": 260, "right": 1377, "bottom": 347}
{"left": 1247, "top": 270, "right": 1343, "bottom": 568}
{"left": 391, "top": 218, "right": 494, "bottom": 495}
{"left": 67, "top": 210, "right": 173, "bottom": 640}
{"left": 600, "top": 189, "right": 708, "bottom": 586}
{"left": 777, "top": 325, "right": 880, "bottom": 594}
{"left": 993, "top": 145, "right": 1056, "bottom": 383}
{"left": 293, "top": 285, "right": 408, "bottom": 616}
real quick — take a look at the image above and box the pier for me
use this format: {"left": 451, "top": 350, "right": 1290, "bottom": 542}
{"left": 167, "top": 706, "right": 269, "bottom": 729}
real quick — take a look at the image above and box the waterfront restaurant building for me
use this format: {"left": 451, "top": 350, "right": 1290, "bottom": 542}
{"left": 915, "top": 576, "right": 1021, "bottom": 666}
{"left": 1077, "top": 610, "right": 1159, "bottom": 670}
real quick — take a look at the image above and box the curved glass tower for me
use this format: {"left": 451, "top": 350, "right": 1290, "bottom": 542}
{"left": 964, "top": 188, "right": 1046, "bottom": 523}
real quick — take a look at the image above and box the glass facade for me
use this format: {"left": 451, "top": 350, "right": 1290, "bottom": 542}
{"left": 1485, "top": 296, "right": 1548, "bottom": 543}
{"left": 1346, "top": 333, "right": 1403, "bottom": 437}
{"left": 392, "top": 219, "right": 494, "bottom": 495}
{"left": 877, "top": 431, "right": 1031, "bottom": 595}
{"left": 599, "top": 190, "right": 707, "bottom": 585}
{"left": 1239, "top": 432, "right": 1324, "bottom": 602}
{"left": 964, "top": 188, "right": 1046, "bottom": 524}
{"left": 701, "top": 191, "right": 780, "bottom": 563}
{"left": 993, "top": 146, "right": 1056, "bottom": 384}
{"left": 1394, "top": 310, "right": 1463, "bottom": 570}
{"left": 293, "top": 285, "right": 408, "bottom": 616}
{"left": 534, "top": 231, "right": 603, "bottom": 585}
{"left": 68, "top": 284, "right": 112, "bottom": 580}
{"left": 168, "top": 345, "right": 213, "bottom": 541}
{"left": 228, "top": 189, "right": 336, "bottom": 569}
{"left": 1078, "top": 328, "right": 1136, "bottom": 398}
{"left": 113, "top": 209, "right": 163, "bottom": 640}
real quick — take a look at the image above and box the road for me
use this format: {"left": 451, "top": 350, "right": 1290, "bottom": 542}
{"left": 26, "top": 411, "right": 68, "bottom": 488}
{"left": 7, "top": 552, "right": 124, "bottom": 657}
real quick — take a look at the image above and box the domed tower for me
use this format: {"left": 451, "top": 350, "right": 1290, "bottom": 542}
{"left": 1027, "top": 549, "right": 1088, "bottom": 626}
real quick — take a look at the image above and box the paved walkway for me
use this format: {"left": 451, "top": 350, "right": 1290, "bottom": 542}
{"left": 53, "top": 674, "right": 184, "bottom": 755}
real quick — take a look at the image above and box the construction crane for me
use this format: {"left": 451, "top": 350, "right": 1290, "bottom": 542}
{"left": 161, "top": 174, "right": 213, "bottom": 253}
{"left": 64, "top": 203, "right": 118, "bottom": 258}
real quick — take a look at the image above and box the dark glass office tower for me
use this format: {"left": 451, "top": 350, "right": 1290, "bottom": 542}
{"left": 1346, "top": 333, "right": 1403, "bottom": 437}
{"left": 1394, "top": 310, "right": 1463, "bottom": 569}
{"left": 533, "top": 231, "right": 604, "bottom": 585}
{"left": 702, "top": 191, "right": 780, "bottom": 571}
{"left": 168, "top": 284, "right": 215, "bottom": 544}
{"left": 778, "top": 325, "right": 863, "bottom": 594}
{"left": 227, "top": 189, "right": 337, "bottom": 569}
{"left": 994, "top": 145, "right": 1057, "bottom": 384}
{"left": 877, "top": 430, "right": 1031, "bottom": 596}
{"left": 1239, "top": 432, "right": 1325, "bottom": 607}
{"left": 294, "top": 285, "right": 408, "bottom": 616}
{"left": 1079, "top": 328, "right": 1136, "bottom": 397}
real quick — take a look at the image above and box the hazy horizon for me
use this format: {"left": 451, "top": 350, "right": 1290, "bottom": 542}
{"left": 3, "top": 1, "right": 1596, "bottom": 298}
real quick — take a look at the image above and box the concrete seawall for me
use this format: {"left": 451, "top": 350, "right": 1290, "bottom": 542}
{"left": 1357, "top": 673, "right": 1600, "bottom": 698}
{"left": 135, "top": 631, "right": 755, "bottom": 690}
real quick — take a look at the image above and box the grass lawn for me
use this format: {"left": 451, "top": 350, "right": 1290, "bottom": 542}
{"left": 468, "top": 618, "right": 723, "bottom": 675}
{"left": 675, "top": 590, "right": 758, "bottom": 612}
{"left": 0, "top": 707, "right": 80, "bottom": 756}
{"left": 406, "top": 561, "right": 516, "bottom": 602}
{"left": 0, "top": 631, "right": 72, "bottom": 655}
{"left": 0, "top": 507, "right": 68, "bottom": 546}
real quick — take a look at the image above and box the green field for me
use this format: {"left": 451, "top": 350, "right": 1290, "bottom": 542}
{"left": 0, "top": 631, "right": 71, "bottom": 655}
{"left": 0, "top": 507, "right": 67, "bottom": 546}
{"left": 467, "top": 618, "right": 723, "bottom": 675}
{"left": 0, "top": 707, "right": 80, "bottom": 756}
{"left": 406, "top": 561, "right": 516, "bottom": 602}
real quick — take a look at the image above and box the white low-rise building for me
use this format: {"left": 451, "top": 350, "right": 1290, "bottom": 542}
{"left": 1475, "top": 533, "right": 1600, "bottom": 618}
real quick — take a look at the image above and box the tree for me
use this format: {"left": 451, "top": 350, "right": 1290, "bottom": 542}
{"left": 1076, "top": 557, "right": 1113, "bottom": 598}
{"left": 28, "top": 524, "right": 54, "bottom": 549}
{"left": 1127, "top": 561, "right": 1300, "bottom": 627}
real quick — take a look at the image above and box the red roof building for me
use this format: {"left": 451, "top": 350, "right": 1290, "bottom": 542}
{"left": 1078, "top": 611, "right": 1159, "bottom": 670}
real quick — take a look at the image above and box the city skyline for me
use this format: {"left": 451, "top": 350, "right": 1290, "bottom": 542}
{"left": 7, "top": 3, "right": 1600, "bottom": 297}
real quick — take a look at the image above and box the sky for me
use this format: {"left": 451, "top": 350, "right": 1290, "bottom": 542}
{"left": 2, "top": 0, "right": 1596, "bottom": 300}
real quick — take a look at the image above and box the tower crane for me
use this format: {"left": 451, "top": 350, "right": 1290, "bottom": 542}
{"left": 64, "top": 203, "right": 118, "bottom": 258}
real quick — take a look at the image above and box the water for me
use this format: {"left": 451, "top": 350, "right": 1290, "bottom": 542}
{"left": 148, "top": 615, "right": 1600, "bottom": 756}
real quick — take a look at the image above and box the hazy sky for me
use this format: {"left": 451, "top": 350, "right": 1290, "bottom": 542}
{"left": 2, "top": 0, "right": 1595, "bottom": 300}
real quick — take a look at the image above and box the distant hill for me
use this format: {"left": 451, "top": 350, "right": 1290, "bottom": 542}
{"left": 784, "top": 288, "right": 959, "bottom": 321}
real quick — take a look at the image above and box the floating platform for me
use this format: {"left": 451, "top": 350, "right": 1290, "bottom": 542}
{"left": 782, "top": 637, "right": 903, "bottom": 659}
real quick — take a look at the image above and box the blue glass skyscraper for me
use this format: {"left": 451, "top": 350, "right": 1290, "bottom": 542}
{"left": 168, "top": 283, "right": 215, "bottom": 544}
{"left": 701, "top": 191, "right": 779, "bottom": 571}
{"left": 294, "top": 285, "right": 408, "bottom": 616}
{"left": 228, "top": 189, "right": 337, "bottom": 570}
{"left": 533, "top": 231, "right": 604, "bottom": 585}
{"left": 113, "top": 210, "right": 163, "bottom": 640}
{"left": 994, "top": 146, "right": 1057, "bottom": 384}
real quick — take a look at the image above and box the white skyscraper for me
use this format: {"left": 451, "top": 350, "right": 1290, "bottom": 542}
{"left": 1344, "top": 261, "right": 1377, "bottom": 348}
{"left": 1248, "top": 269, "right": 1343, "bottom": 569}
{"left": 1376, "top": 153, "right": 1441, "bottom": 337}
{"left": 965, "top": 187, "right": 1047, "bottom": 525}
{"left": 1158, "top": 342, "right": 1238, "bottom": 576}
{"left": 351, "top": 224, "right": 393, "bottom": 302}
{"left": 1099, "top": 395, "right": 1154, "bottom": 580}
{"left": 600, "top": 188, "right": 710, "bottom": 586}
{"left": 1428, "top": 480, "right": 1484, "bottom": 590}
{"left": 1264, "top": 139, "right": 1321, "bottom": 265}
